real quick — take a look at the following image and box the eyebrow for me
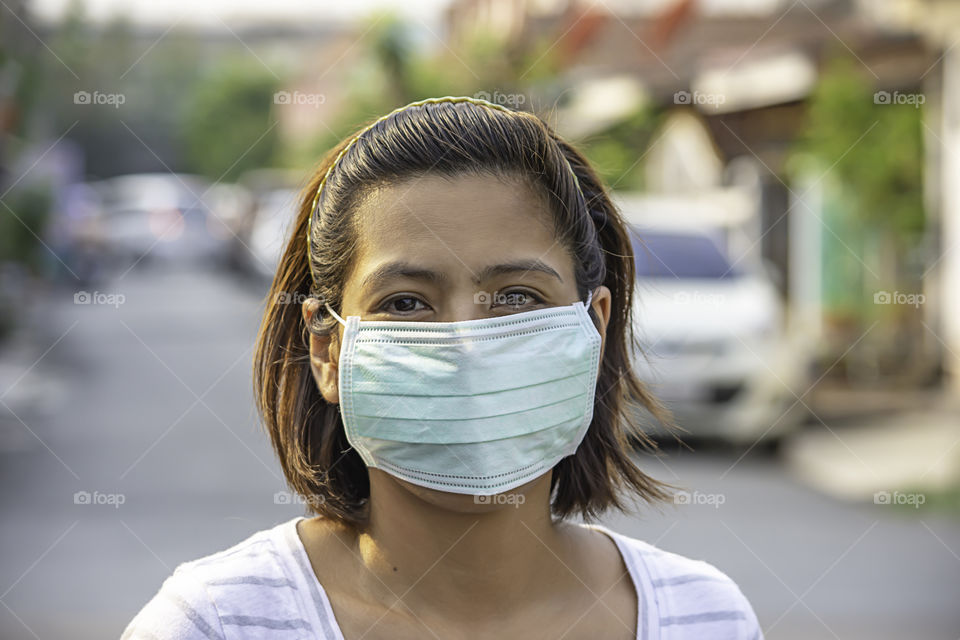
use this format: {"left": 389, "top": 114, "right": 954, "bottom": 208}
{"left": 359, "top": 259, "right": 563, "bottom": 295}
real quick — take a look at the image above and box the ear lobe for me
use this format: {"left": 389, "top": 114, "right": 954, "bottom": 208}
{"left": 301, "top": 297, "right": 321, "bottom": 329}
{"left": 301, "top": 298, "right": 341, "bottom": 404}
{"left": 589, "top": 285, "right": 612, "bottom": 369}
{"left": 305, "top": 331, "right": 341, "bottom": 405}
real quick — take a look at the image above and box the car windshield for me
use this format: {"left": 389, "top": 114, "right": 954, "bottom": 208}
{"left": 630, "top": 227, "right": 739, "bottom": 278}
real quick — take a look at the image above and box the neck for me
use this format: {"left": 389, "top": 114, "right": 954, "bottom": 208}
{"left": 353, "top": 471, "right": 580, "bottom": 620}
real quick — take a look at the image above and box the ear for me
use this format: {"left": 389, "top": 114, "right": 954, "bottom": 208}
{"left": 301, "top": 298, "right": 341, "bottom": 404}
{"left": 588, "top": 285, "right": 612, "bottom": 374}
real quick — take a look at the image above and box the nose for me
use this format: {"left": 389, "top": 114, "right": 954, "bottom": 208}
{"left": 438, "top": 292, "right": 494, "bottom": 323}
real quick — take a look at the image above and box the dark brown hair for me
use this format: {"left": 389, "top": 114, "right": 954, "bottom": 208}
{"left": 253, "top": 97, "right": 679, "bottom": 530}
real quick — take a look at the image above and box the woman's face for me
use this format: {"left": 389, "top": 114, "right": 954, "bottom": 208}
{"left": 304, "top": 172, "right": 611, "bottom": 511}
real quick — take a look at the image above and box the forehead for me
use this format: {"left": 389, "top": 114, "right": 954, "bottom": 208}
{"left": 347, "top": 173, "right": 574, "bottom": 287}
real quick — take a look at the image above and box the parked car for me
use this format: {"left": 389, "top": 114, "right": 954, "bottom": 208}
{"left": 627, "top": 224, "right": 809, "bottom": 445}
{"left": 246, "top": 188, "right": 299, "bottom": 280}
{"left": 88, "top": 173, "right": 230, "bottom": 270}
{"left": 228, "top": 169, "right": 302, "bottom": 282}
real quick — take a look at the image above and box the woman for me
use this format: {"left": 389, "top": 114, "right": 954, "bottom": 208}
{"left": 122, "top": 96, "right": 763, "bottom": 639}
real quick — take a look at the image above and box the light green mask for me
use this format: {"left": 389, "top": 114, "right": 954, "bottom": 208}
{"left": 324, "top": 291, "right": 602, "bottom": 496}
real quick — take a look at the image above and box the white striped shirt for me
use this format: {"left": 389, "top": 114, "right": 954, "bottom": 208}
{"left": 121, "top": 516, "right": 763, "bottom": 639}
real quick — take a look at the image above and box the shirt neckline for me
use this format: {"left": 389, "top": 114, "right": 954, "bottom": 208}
{"left": 280, "top": 516, "right": 346, "bottom": 640}
{"left": 581, "top": 522, "right": 654, "bottom": 640}
{"left": 283, "top": 516, "right": 648, "bottom": 640}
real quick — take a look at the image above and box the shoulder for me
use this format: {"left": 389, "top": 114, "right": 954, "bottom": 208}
{"left": 120, "top": 518, "right": 312, "bottom": 640}
{"left": 599, "top": 526, "right": 764, "bottom": 640}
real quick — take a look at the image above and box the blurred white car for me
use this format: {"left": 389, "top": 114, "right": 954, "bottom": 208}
{"left": 228, "top": 170, "right": 302, "bottom": 282}
{"left": 628, "top": 225, "right": 809, "bottom": 444}
{"left": 89, "top": 173, "right": 229, "bottom": 268}
{"left": 246, "top": 188, "right": 299, "bottom": 280}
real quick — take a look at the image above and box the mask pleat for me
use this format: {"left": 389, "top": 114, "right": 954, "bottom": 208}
{"left": 338, "top": 299, "right": 602, "bottom": 494}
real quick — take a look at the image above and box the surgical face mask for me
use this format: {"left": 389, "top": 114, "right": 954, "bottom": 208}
{"left": 323, "top": 291, "right": 602, "bottom": 496}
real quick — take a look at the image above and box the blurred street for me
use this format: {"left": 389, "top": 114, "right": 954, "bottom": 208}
{"left": 1, "top": 263, "right": 958, "bottom": 639}
{"left": 4, "top": 1, "right": 960, "bottom": 638}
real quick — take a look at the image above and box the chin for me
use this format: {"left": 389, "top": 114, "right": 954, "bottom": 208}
{"left": 383, "top": 471, "right": 548, "bottom": 514}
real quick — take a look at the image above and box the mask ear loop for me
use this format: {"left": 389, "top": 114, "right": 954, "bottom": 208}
{"left": 324, "top": 300, "right": 346, "bottom": 327}
{"left": 584, "top": 289, "right": 594, "bottom": 307}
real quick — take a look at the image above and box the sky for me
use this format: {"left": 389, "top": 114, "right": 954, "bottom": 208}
{"left": 28, "top": 0, "right": 798, "bottom": 28}
{"left": 28, "top": 0, "right": 456, "bottom": 27}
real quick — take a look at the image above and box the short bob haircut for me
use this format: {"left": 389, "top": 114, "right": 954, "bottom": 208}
{"left": 253, "top": 96, "right": 679, "bottom": 531}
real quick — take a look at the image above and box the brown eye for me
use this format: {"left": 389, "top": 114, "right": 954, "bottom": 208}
{"left": 492, "top": 290, "right": 543, "bottom": 309}
{"left": 380, "top": 296, "right": 426, "bottom": 314}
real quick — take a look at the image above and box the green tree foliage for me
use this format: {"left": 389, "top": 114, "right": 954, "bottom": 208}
{"left": 0, "top": 183, "right": 51, "bottom": 267}
{"left": 39, "top": 2, "right": 206, "bottom": 177}
{"left": 794, "top": 56, "right": 925, "bottom": 243}
{"left": 180, "top": 62, "right": 280, "bottom": 182}
{"left": 791, "top": 55, "right": 929, "bottom": 381}
{"left": 577, "top": 105, "right": 659, "bottom": 191}
{"left": 297, "top": 11, "right": 567, "bottom": 168}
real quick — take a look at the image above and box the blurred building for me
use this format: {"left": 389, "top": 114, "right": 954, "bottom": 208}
{"left": 863, "top": 0, "right": 960, "bottom": 393}
{"left": 447, "top": 0, "right": 959, "bottom": 390}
